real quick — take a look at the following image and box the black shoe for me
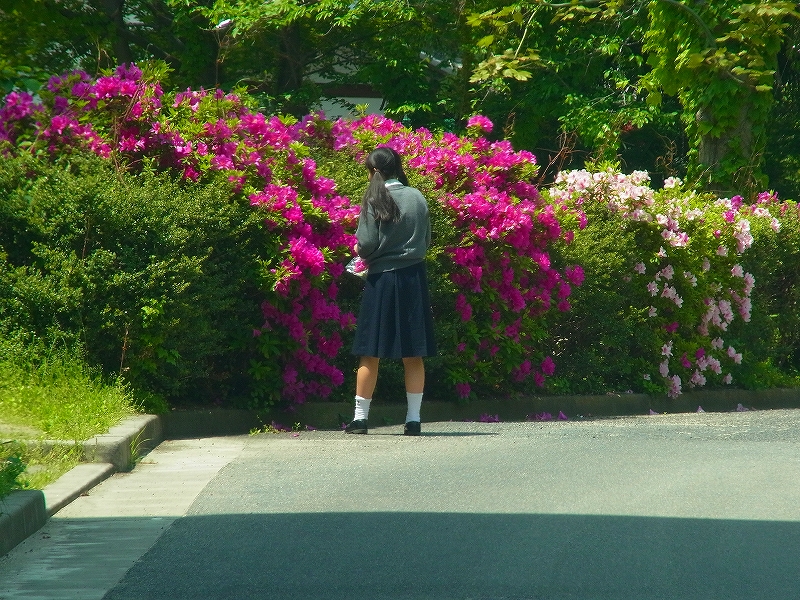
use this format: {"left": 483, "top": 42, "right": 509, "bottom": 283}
{"left": 404, "top": 421, "right": 421, "bottom": 436}
{"left": 345, "top": 419, "right": 368, "bottom": 434}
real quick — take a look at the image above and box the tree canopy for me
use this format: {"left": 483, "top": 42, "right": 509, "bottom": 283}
{"left": 1, "top": 0, "right": 799, "bottom": 197}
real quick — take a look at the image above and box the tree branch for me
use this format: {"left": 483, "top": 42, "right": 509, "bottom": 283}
{"left": 657, "top": 0, "right": 717, "bottom": 49}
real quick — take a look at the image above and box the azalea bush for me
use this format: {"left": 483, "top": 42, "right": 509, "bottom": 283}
{"left": 4, "top": 63, "right": 800, "bottom": 407}
{"left": 305, "top": 114, "right": 587, "bottom": 399}
{"left": 738, "top": 198, "right": 800, "bottom": 382}
{"left": 547, "top": 169, "right": 788, "bottom": 396}
{"left": 0, "top": 63, "right": 585, "bottom": 405}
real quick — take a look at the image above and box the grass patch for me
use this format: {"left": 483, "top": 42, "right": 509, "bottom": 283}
{"left": 0, "top": 340, "right": 139, "bottom": 492}
{"left": 0, "top": 346, "right": 137, "bottom": 441}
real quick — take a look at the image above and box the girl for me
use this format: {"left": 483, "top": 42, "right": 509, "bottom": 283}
{"left": 345, "top": 147, "right": 437, "bottom": 436}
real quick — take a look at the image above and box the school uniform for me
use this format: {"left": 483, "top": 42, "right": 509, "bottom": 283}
{"left": 351, "top": 180, "right": 437, "bottom": 359}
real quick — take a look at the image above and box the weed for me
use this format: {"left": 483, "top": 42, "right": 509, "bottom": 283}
{"left": 0, "top": 442, "right": 26, "bottom": 500}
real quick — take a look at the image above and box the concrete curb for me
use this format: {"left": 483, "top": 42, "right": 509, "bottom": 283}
{"left": 81, "top": 414, "right": 163, "bottom": 471}
{"left": 33, "top": 414, "right": 164, "bottom": 471}
{"left": 1, "top": 414, "right": 164, "bottom": 557}
{"left": 43, "top": 463, "right": 116, "bottom": 517}
{"left": 0, "top": 490, "right": 46, "bottom": 557}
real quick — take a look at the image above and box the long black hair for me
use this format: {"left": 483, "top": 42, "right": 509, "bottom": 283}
{"left": 361, "top": 147, "right": 408, "bottom": 223}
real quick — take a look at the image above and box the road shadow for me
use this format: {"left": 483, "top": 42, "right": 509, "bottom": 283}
{"left": 101, "top": 512, "right": 800, "bottom": 599}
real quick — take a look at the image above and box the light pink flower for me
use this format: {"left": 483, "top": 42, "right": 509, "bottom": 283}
{"left": 690, "top": 370, "right": 706, "bottom": 386}
{"left": 659, "top": 360, "right": 670, "bottom": 377}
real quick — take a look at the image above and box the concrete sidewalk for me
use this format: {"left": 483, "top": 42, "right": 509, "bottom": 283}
{"left": 1, "top": 409, "right": 799, "bottom": 599}
{"left": 0, "top": 436, "right": 248, "bottom": 600}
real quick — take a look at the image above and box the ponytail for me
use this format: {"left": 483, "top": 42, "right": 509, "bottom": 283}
{"left": 361, "top": 147, "right": 403, "bottom": 223}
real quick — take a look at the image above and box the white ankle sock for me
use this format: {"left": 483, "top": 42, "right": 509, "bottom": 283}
{"left": 406, "top": 392, "right": 423, "bottom": 423}
{"left": 354, "top": 396, "right": 371, "bottom": 420}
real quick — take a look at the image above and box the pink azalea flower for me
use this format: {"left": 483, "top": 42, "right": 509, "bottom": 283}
{"left": 565, "top": 265, "right": 585, "bottom": 286}
{"left": 466, "top": 114, "right": 494, "bottom": 134}
{"left": 659, "top": 359, "right": 669, "bottom": 377}
{"left": 455, "top": 382, "right": 471, "bottom": 398}
{"left": 690, "top": 370, "right": 706, "bottom": 386}
{"left": 541, "top": 356, "right": 556, "bottom": 376}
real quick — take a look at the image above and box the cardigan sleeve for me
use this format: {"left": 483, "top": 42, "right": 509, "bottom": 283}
{"left": 355, "top": 208, "right": 380, "bottom": 260}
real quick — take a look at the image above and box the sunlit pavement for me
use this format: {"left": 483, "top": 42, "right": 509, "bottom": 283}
{"left": 2, "top": 409, "right": 799, "bottom": 599}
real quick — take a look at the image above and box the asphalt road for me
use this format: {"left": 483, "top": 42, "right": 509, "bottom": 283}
{"left": 2, "top": 409, "right": 800, "bottom": 599}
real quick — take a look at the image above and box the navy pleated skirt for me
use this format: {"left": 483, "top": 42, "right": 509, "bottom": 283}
{"left": 351, "top": 261, "right": 437, "bottom": 359}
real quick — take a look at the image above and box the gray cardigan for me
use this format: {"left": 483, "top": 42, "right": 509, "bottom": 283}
{"left": 355, "top": 183, "right": 431, "bottom": 274}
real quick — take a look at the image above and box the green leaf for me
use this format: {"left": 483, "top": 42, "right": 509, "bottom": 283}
{"left": 646, "top": 90, "right": 663, "bottom": 106}
{"left": 686, "top": 53, "right": 706, "bottom": 69}
{"left": 477, "top": 35, "right": 495, "bottom": 48}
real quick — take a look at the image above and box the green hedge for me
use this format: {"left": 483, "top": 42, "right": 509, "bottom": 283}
{"left": 0, "top": 154, "right": 267, "bottom": 407}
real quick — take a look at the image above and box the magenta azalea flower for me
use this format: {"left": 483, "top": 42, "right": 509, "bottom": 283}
{"left": 466, "top": 114, "right": 493, "bottom": 133}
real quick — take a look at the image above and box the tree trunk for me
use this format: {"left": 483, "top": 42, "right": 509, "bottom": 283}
{"left": 101, "top": 0, "right": 134, "bottom": 66}
{"left": 276, "top": 24, "right": 305, "bottom": 94}
{"left": 696, "top": 100, "right": 755, "bottom": 194}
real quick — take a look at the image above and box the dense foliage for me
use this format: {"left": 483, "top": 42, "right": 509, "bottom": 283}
{"left": 2, "top": 64, "right": 798, "bottom": 409}
{"left": 0, "top": 154, "right": 266, "bottom": 404}
{"left": 0, "top": 443, "right": 25, "bottom": 500}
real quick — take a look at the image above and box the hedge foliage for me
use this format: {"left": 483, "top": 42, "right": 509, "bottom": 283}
{"left": 0, "top": 154, "right": 266, "bottom": 406}
{"left": 1, "top": 64, "right": 799, "bottom": 410}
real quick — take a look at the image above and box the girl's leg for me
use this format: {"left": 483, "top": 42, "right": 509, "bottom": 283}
{"left": 356, "top": 356, "right": 380, "bottom": 399}
{"left": 402, "top": 357, "right": 425, "bottom": 430}
{"left": 402, "top": 356, "right": 424, "bottom": 394}
{"left": 345, "top": 356, "right": 380, "bottom": 432}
